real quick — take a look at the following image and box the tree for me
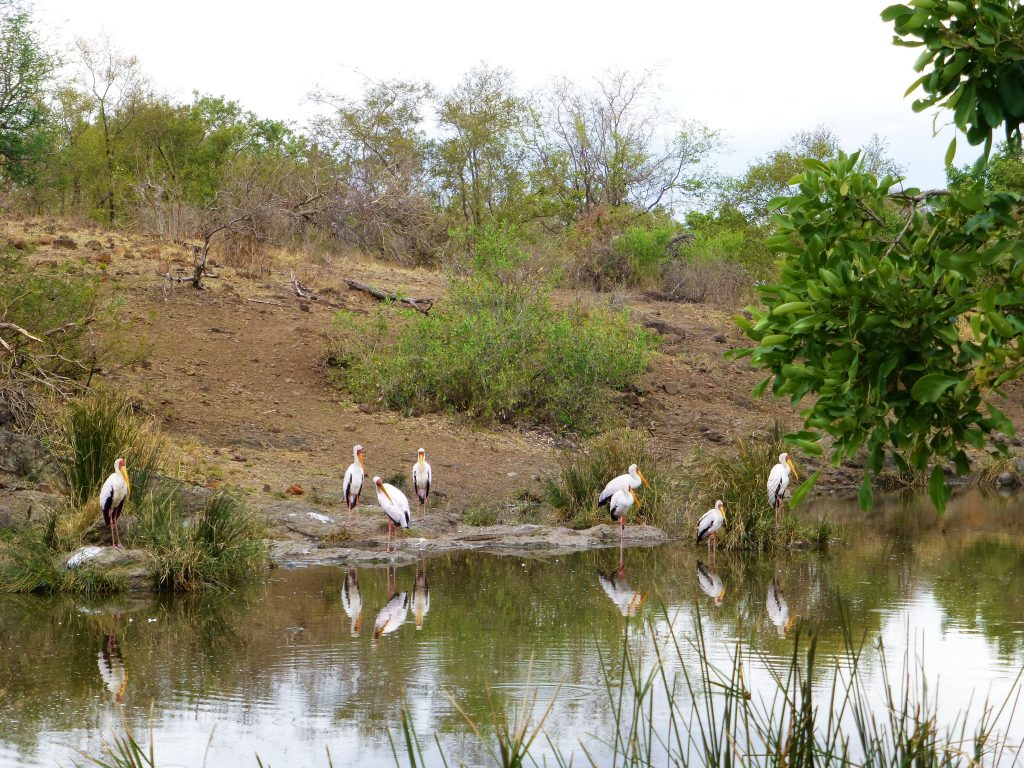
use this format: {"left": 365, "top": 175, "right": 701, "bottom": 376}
{"left": 532, "top": 70, "right": 720, "bottom": 224}
{"left": 310, "top": 78, "right": 440, "bottom": 262}
{"left": 75, "top": 36, "right": 145, "bottom": 225}
{"left": 736, "top": 0, "right": 1024, "bottom": 513}
{"left": 0, "top": 0, "right": 58, "bottom": 184}
{"left": 434, "top": 64, "right": 531, "bottom": 226}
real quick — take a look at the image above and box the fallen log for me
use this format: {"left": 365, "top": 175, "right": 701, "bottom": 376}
{"left": 344, "top": 278, "right": 433, "bottom": 314}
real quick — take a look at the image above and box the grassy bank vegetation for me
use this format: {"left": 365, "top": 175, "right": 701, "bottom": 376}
{"left": 541, "top": 424, "right": 831, "bottom": 549}
{"left": 0, "top": 394, "right": 267, "bottom": 594}
{"left": 328, "top": 227, "right": 655, "bottom": 433}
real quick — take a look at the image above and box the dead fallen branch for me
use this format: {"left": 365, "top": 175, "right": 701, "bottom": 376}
{"left": 344, "top": 278, "right": 433, "bottom": 314}
{"left": 0, "top": 322, "right": 44, "bottom": 345}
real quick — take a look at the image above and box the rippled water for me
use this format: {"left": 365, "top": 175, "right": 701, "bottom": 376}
{"left": 2, "top": 489, "right": 1024, "bottom": 767}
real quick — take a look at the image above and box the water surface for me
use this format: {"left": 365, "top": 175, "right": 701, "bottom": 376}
{"left": 2, "top": 489, "right": 1024, "bottom": 767}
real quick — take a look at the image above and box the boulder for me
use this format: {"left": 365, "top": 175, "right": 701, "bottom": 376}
{"left": 64, "top": 546, "right": 155, "bottom": 591}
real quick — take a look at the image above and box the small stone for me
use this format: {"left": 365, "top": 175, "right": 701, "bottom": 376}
{"left": 37, "top": 235, "right": 53, "bottom": 245}
{"left": 299, "top": 302, "right": 310, "bottom": 312}
{"left": 84, "top": 239, "right": 103, "bottom": 251}
{"left": 52, "top": 236, "right": 77, "bottom": 249}
{"left": 996, "top": 471, "right": 1019, "bottom": 486}
{"left": 262, "top": 484, "right": 272, "bottom": 493}
{"left": 90, "top": 252, "right": 112, "bottom": 265}
{"left": 232, "top": 455, "right": 247, "bottom": 463}
{"left": 713, "top": 333, "right": 726, "bottom": 343}
{"left": 142, "top": 246, "right": 161, "bottom": 259}
{"left": 286, "top": 484, "right": 304, "bottom": 495}
{"left": 6, "top": 237, "right": 26, "bottom": 250}
{"left": 663, "top": 381, "right": 681, "bottom": 395}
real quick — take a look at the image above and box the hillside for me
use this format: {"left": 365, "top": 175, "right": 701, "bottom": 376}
{"left": 3, "top": 217, "right": 1022, "bottom": 538}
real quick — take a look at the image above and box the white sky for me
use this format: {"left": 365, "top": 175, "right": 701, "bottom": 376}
{"left": 35, "top": 0, "right": 968, "bottom": 190}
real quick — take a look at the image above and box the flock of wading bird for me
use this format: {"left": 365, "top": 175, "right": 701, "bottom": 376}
{"left": 96, "top": 442, "right": 800, "bottom": 556}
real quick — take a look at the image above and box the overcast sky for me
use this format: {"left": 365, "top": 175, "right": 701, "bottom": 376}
{"left": 35, "top": 0, "right": 967, "bottom": 190}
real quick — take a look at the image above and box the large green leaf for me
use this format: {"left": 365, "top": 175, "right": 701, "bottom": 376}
{"left": 910, "top": 373, "right": 959, "bottom": 403}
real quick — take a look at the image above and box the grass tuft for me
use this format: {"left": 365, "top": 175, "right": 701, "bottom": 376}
{"left": 542, "top": 429, "right": 678, "bottom": 529}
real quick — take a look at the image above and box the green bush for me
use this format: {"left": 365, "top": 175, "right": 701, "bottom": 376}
{"left": 329, "top": 229, "right": 654, "bottom": 433}
{"left": 613, "top": 223, "right": 677, "bottom": 286}
{"left": 542, "top": 429, "right": 677, "bottom": 528}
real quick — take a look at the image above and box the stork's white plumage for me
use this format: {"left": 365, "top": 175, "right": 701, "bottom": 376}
{"left": 767, "top": 453, "right": 798, "bottom": 526}
{"left": 97, "top": 634, "right": 127, "bottom": 704}
{"left": 374, "top": 476, "right": 410, "bottom": 552}
{"left": 341, "top": 570, "right": 363, "bottom": 636}
{"left": 412, "top": 448, "right": 432, "bottom": 508}
{"left": 598, "top": 464, "right": 650, "bottom": 507}
{"left": 696, "top": 560, "right": 726, "bottom": 606}
{"left": 413, "top": 572, "right": 430, "bottom": 630}
{"left": 598, "top": 569, "right": 646, "bottom": 617}
{"left": 608, "top": 487, "right": 640, "bottom": 545}
{"left": 695, "top": 500, "right": 726, "bottom": 555}
{"left": 767, "top": 576, "right": 796, "bottom": 637}
{"left": 343, "top": 445, "right": 366, "bottom": 511}
{"left": 99, "top": 458, "right": 130, "bottom": 549}
{"left": 374, "top": 591, "right": 410, "bottom": 639}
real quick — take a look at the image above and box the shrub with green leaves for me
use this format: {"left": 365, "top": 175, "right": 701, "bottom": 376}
{"left": 735, "top": 152, "right": 1023, "bottom": 513}
{"left": 330, "top": 230, "right": 654, "bottom": 433}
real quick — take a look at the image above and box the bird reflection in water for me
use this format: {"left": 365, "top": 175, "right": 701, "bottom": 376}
{"left": 97, "top": 632, "right": 128, "bottom": 705}
{"left": 412, "top": 569, "right": 430, "bottom": 630}
{"left": 695, "top": 560, "right": 726, "bottom": 607}
{"left": 766, "top": 575, "right": 797, "bottom": 637}
{"left": 598, "top": 548, "right": 647, "bottom": 617}
{"left": 342, "top": 570, "right": 363, "bottom": 637}
{"left": 373, "top": 567, "right": 410, "bottom": 639}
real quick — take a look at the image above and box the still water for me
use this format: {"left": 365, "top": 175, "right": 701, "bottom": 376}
{"left": 2, "top": 490, "right": 1024, "bottom": 767}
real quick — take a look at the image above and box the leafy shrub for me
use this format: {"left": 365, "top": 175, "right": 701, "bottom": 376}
{"left": 542, "top": 429, "right": 677, "bottom": 528}
{"left": 613, "top": 223, "right": 678, "bottom": 286}
{"left": 329, "top": 229, "right": 654, "bottom": 433}
{"left": 462, "top": 505, "right": 498, "bottom": 527}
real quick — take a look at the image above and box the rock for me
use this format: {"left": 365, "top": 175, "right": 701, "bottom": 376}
{"left": 113, "top": 245, "right": 128, "bottom": 257}
{"left": 6, "top": 237, "right": 26, "bottom": 250}
{"left": 141, "top": 246, "right": 161, "bottom": 259}
{"left": 176, "top": 484, "right": 216, "bottom": 515}
{"left": 996, "top": 471, "right": 1021, "bottom": 487}
{"left": 0, "top": 425, "right": 55, "bottom": 480}
{"left": 90, "top": 252, "right": 112, "bottom": 265}
{"left": 663, "top": 381, "right": 681, "bottom": 395}
{"left": 64, "top": 546, "right": 155, "bottom": 591}
{"left": 0, "top": 488, "right": 57, "bottom": 531}
{"left": 713, "top": 333, "right": 726, "bottom": 343}
{"left": 52, "top": 236, "right": 77, "bottom": 249}
{"left": 84, "top": 239, "right": 103, "bottom": 251}
{"left": 37, "top": 235, "right": 53, "bottom": 245}
{"left": 286, "top": 484, "right": 304, "bottom": 495}
{"left": 262, "top": 484, "right": 272, "bottom": 493}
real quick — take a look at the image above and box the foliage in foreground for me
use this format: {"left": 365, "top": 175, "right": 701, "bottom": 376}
{"left": 737, "top": 2, "right": 1024, "bottom": 514}
{"left": 542, "top": 429, "right": 677, "bottom": 529}
{"left": 73, "top": 607, "right": 1023, "bottom": 768}
{"left": 329, "top": 228, "right": 654, "bottom": 433}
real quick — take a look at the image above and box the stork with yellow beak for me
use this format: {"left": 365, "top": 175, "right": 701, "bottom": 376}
{"left": 341, "top": 570, "right": 363, "bottom": 637}
{"left": 608, "top": 487, "right": 640, "bottom": 545}
{"left": 374, "top": 476, "right": 410, "bottom": 552}
{"left": 767, "top": 576, "right": 797, "bottom": 637}
{"left": 598, "top": 464, "right": 650, "bottom": 507}
{"left": 696, "top": 560, "right": 726, "bottom": 607}
{"left": 695, "top": 500, "right": 726, "bottom": 556}
{"left": 412, "top": 448, "right": 432, "bottom": 509}
{"left": 343, "top": 445, "right": 367, "bottom": 511}
{"left": 767, "top": 453, "right": 798, "bottom": 527}
{"left": 99, "top": 458, "right": 131, "bottom": 549}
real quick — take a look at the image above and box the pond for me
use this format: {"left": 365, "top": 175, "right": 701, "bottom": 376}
{"left": 2, "top": 489, "right": 1024, "bottom": 767}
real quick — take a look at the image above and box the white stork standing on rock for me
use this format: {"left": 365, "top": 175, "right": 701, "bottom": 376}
{"left": 608, "top": 487, "right": 640, "bottom": 545}
{"left": 767, "top": 453, "right": 798, "bottom": 527}
{"left": 374, "top": 476, "right": 410, "bottom": 552}
{"left": 343, "top": 445, "right": 366, "bottom": 511}
{"left": 412, "top": 448, "right": 432, "bottom": 509}
{"left": 599, "top": 464, "right": 650, "bottom": 507}
{"left": 100, "top": 458, "right": 131, "bottom": 549}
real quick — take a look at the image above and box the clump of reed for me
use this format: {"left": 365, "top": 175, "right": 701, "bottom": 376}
{"left": 682, "top": 423, "right": 829, "bottom": 551}
{"left": 542, "top": 428, "right": 679, "bottom": 529}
